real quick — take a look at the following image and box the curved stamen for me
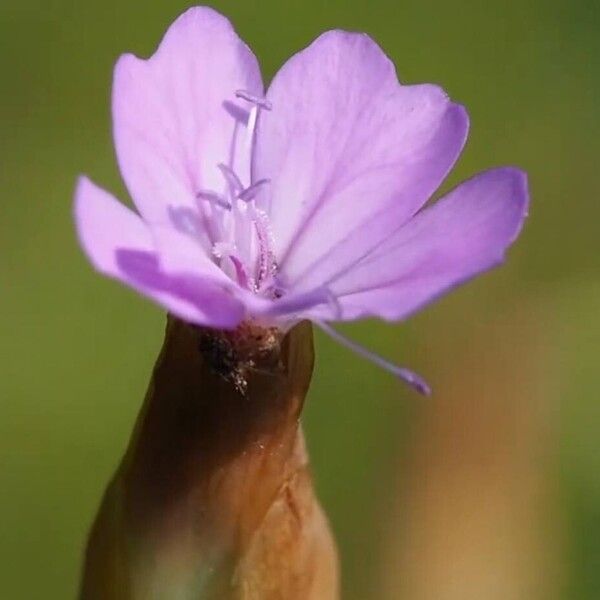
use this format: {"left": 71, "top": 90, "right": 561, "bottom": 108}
{"left": 213, "top": 243, "right": 254, "bottom": 290}
{"left": 316, "top": 322, "right": 431, "bottom": 396}
{"left": 196, "top": 189, "right": 231, "bottom": 211}
{"left": 235, "top": 90, "right": 271, "bottom": 157}
{"left": 238, "top": 178, "right": 270, "bottom": 203}
{"left": 227, "top": 254, "right": 252, "bottom": 290}
{"left": 217, "top": 163, "right": 243, "bottom": 195}
{"left": 235, "top": 90, "right": 273, "bottom": 111}
{"left": 246, "top": 106, "right": 259, "bottom": 156}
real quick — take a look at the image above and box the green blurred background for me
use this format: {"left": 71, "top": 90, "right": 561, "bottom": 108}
{"left": 1, "top": 0, "right": 598, "bottom": 598}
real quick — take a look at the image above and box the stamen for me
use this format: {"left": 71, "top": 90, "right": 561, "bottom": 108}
{"left": 317, "top": 322, "right": 432, "bottom": 396}
{"left": 235, "top": 90, "right": 271, "bottom": 156}
{"left": 235, "top": 90, "right": 273, "bottom": 111}
{"left": 228, "top": 255, "right": 251, "bottom": 290}
{"left": 217, "top": 163, "right": 243, "bottom": 195}
{"left": 238, "top": 179, "right": 270, "bottom": 202}
{"left": 196, "top": 189, "right": 232, "bottom": 211}
{"left": 246, "top": 106, "right": 259, "bottom": 154}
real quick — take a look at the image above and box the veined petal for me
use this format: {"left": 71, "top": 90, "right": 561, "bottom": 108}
{"left": 303, "top": 168, "right": 528, "bottom": 322}
{"left": 253, "top": 30, "right": 468, "bottom": 291}
{"left": 74, "top": 177, "right": 245, "bottom": 328}
{"left": 113, "top": 7, "right": 263, "bottom": 224}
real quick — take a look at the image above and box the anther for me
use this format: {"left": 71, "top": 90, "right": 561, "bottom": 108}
{"left": 238, "top": 179, "right": 271, "bottom": 202}
{"left": 196, "top": 189, "right": 232, "bottom": 211}
{"left": 235, "top": 90, "right": 272, "bottom": 111}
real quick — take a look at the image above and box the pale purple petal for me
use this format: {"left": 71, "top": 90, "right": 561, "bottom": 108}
{"left": 113, "top": 6, "right": 263, "bottom": 224}
{"left": 293, "top": 167, "right": 528, "bottom": 322}
{"left": 114, "top": 250, "right": 245, "bottom": 329}
{"left": 149, "top": 224, "right": 232, "bottom": 285}
{"left": 253, "top": 30, "right": 468, "bottom": 292}
{"left": 74, "top": 177, "right": 153, "bottom": 274}
{"left": 74, "top": 177, "right": 245, "bottom": 328}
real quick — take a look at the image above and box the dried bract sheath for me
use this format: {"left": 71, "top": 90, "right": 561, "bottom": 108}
{"left": 80, "top": 319, "right": 338, "bottom": 600}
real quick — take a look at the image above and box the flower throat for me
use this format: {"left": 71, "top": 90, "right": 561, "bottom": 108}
{"left": 194, "top": 90, "right": 281, "bottom": 299}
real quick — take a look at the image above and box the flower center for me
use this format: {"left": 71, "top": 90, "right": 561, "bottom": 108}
{"left": 193, "top": 90, "right": 282, "bottom": 298}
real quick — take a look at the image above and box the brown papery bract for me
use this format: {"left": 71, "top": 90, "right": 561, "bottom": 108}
{"left": 80, "top": 318, "right": 338, "bottom": 599}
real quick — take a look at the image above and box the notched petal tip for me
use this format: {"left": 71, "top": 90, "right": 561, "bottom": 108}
{"left": 152, "top": 6, "right": 242, "bottom": 60}
{"left": 111, "top": 4, "right": 263, "bottom": 224}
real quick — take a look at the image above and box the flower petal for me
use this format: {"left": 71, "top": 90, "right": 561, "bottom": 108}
{"left": 149, "top": 224, "right": 232, "bottom": 285}
{"left": 74, "top": 177, "right": 245, "bottom": 328}
{"left": 253, "top": 30, "right": 468, "bottom": 291}
{"left": 113, "top": 7, "right": 263, "bottom": 224}
{"left": 74, "top": 177, "right": 152, "bottom": 274}
{"left": 302, "top": 167, "right": 529, "bottom": 321}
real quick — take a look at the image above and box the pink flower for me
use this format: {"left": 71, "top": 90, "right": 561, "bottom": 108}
{"left": 74, "top": 7, "right": 529, "bottom": 394}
